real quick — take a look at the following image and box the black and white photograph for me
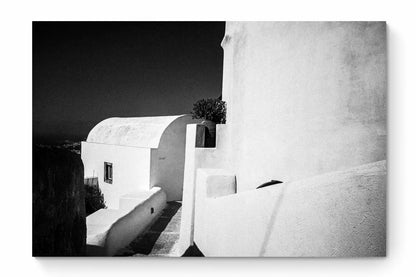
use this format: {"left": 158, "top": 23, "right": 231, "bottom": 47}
{"left": 33, "top": 20, "right": 386, "bottom": 257}
{"left": 1, "top": 0, "right": 415, "bottom": 276}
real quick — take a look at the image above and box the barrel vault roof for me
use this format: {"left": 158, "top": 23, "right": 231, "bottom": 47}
{"left": 86, "top": 115, "right": 189, "bottom": 148}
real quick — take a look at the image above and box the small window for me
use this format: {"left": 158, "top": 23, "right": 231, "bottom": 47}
{"left": 104, "top": 162, "right": 113, "bottom": 184}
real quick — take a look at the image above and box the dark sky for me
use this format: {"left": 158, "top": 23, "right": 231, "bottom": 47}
{"left": 33, "top": 22, "right": 225, "bottom": 143}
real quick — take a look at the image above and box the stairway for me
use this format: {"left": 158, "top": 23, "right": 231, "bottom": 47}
{"left": 117, "top": 201, "right": 182, "bottom": 257}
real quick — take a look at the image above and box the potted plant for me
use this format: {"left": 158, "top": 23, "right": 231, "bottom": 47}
{"left": 191, "top": 98, "right": 226, "bottom": 147}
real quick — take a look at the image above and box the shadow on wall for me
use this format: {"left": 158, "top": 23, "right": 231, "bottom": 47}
{"left": 182, "top": 244, "right": 204, "bottom": 257}
{"left": 258, "top": 183, "right": 286, "bottom": 256}
{"left": 33, "top": 145, "right": 86, "bottom": 256}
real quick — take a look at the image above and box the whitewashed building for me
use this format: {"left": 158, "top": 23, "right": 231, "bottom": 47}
{"left": 179, "top": 22, "right": 387, "bottom": 257}
{"left": 81, "top": 114, "right": 200, "bottom": 208}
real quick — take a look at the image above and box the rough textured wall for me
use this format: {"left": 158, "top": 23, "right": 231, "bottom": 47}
{"left": 33, "top": 146, "right": 86, "bottom": 256}
{"left": 195, "top": 160, "right": 386, "bottom": 257}
{"left": 221, "top": 22, "right": 387, "bottom": 191}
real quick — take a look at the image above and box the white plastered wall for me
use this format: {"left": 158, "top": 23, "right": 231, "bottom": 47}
{"left": 179, "top": 124, "right": 231, "bottom": 254}
{"left": 194, "top": 161, "right": 386, "bottom": 257}
{"left": 179, "top": 22, "right": 387, "bottom": 257}
{"left": 222, "top": 22, "right": 387, "bottom": 191}
{"left": 149, "top": 115, "right": 201, "bottom": 201}
{"left": 81, "top": 142, "right": 151, "bottom": 209}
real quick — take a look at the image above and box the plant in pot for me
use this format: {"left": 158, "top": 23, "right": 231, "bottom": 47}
{"left": 191, "top": 98, "right": 226, "bottom": 147}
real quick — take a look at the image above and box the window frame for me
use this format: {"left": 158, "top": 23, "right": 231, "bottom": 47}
{"left": 104, "top": 162, "right": 113, "bottom": 184}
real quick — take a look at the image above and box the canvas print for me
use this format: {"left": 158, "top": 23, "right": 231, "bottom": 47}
{"left": 33, "top": 21, "right": 387, "bottom": 257}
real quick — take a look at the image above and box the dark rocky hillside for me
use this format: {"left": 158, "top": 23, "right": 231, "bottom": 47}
{"left": 33, "top": 145, "right": 86, "bottom": 256}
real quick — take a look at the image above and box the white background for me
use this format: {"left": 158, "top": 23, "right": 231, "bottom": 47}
{"left": 0, "top": 0, "right": 414, "bottom": 276}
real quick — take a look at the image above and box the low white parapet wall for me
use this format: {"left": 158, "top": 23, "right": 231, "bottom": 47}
{"left": 193, "top": 161, "right": 386, "bottom": 257}
{"left": 86, "top": 187, "right": 166, "bottom": 256}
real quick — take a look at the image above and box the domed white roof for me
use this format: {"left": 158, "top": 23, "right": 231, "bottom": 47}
{"left": 86, "top": 115, "right": 191, "bottom": 148}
